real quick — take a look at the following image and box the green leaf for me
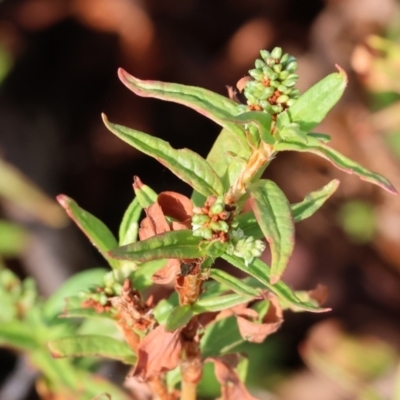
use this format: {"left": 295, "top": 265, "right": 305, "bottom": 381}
{"left": 222, "top": 254, "right": 329, "bottom": 313}
{"left": 228, "top": 111, "right": 274, "bottom": 144}
{"left": 165, "top": 305, "right": 193, "bottom": 331}
{"left": 118, "top": 68, "right": 248, "bottom": 147}
{"left": 0, "top": 219, "right": 28, "bottom": 256}
{"left": 192, "top": 293, "right": 253, "bottom": 314}
{"left": 119, "top": 197, "right": 141, "bottom": 245}
{"left": 308, "top": 132, "right": 331, "bottom": 143}
{"left": 291, "top": 179, "right": 340, "bottom": 222}
{"left": 192, "top": 128, "right": 250, "bottom": 205}
{"left": 48, "top": 335, "right": 136, "bottom": 364}
{"left": 103, "top": 115, "right": 224, "bottom": 198}
{"left": 274, "top": 137, "right": 397, "bottom": 194}
{"left": 62, "top": 296, "right": 114, "bottom": 320}
{"left": 43, "top": 268, "right": 108, "bottom": 321}
{"left": 57, "top": 195, "right": 120, "bottom": 269}
{"left": 131, "top": 259, "right": 168, "bottom": 291}
{"left": 0, "top": 320, "right": 38, "bottom": 350}
{"left": 133, "top": 177, "right": 158, "bottom": 208}
{"left": 249, "top": 179, "right": 295, "bottom": 283}
{"left": 153, "top": 293, "right": 179, "bottom": 325}
{"left": 201, "top": 316, "right": 243, "bottom": 358}
{"left": 278, "top": 123, "right": 308, "bottom": 143}
{"left": 209, "top": 269, "right": 260, "bottom": 297}
{"left": 108, "top": 230, "right": 204, "bottom": 262}
{"left": 287, "top": 67, "right": 347, "bottom": 132}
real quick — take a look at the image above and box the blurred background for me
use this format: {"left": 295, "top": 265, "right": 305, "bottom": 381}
{"left": 1, "top": 0, "right": 400, "bottom": 399}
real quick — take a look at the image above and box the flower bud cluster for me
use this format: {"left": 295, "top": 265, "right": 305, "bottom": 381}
{"left": 227, "top": 228, "right": 266, "bottom": 266}
{"left": 79, "top": 264, "right": 134, "bottom": 306}
{"left": 192, "top": 196, "right": 235, "bottom": 241}
{"left": 238, "top": 47, "right": 300, "bottom": 115}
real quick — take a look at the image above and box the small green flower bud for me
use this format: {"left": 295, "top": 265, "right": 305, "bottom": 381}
{"left": 259, "top": 87, "right": 274, "bottom": 100}
{"left": 276, "top": 94, "right": 289, "bottom": 104}
{"left": 271, "top": 47, "right": 282, "bottom": 60}
{"left": 99, "top": 293, "right": 108, "bottom": 305}
{"left": 266, "top": 57, "right": 275, "bottom": 66}
{"left": 286, "top": 99, "right": 295, "bottom": 107}
{"left": 259, "top": 101, "right": 273, "bottom": 113}
{"left": 283, "top": 79, "right": 297, "bottom": 88}
{"left": 269, "top": 80, "right": 279, "bottom": 88}
{"left": 289, "top": 88, "right": 300, "bottom": 97}
{"left": 279, "top": 70, "right": 290, "bottom": 80}
{"left": 280, "top": 53, "right": 289, "bottom": 65}
{"left": 192, "top": 214, "right": 210, "bottom": 225}
{"left": 271, "top": 105, "right": 283, "bottom": 114}
{"left": 286, "top": 61, "right": 298, "bottom": 73}
{"left": 249, "top": 69, "right": 264, "bottom": 80}
{"left": 254, "top": 59, "right": 265, "bottom": 69}
{"left": 104, "top": 287, "right": 114, "bottom": 295}
{"left": 113, "top": 283, "right": 122, "bottom": 296}
{"left": 269, "top": 72, "right": 279, "bottom": 81}
{"left": 272, "top": 64, "right": 282, "bottom": 73}
{"left": 245, "top": 93, "right": 258, "bottom": 104}
{"left": 280, "top": 87, "right": 291, "bottom": 95}
{"left": 260, "top": 50, "right": 270, "bottom": 62}
{"left": 277, "top": 84, "right": 288, "bottom": 93}
{"left": 103, "top": 271, "right": 115, "bottom": 288}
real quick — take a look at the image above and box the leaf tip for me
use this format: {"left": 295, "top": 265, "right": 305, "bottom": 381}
{"left": 56, "top": 194, "right": 70, "bottom": 209}
{"left": 334, "top": 64, "right": 348, "bottom": 85}
{"left": 47, "top": 343, "right": 63, "bottom": 359}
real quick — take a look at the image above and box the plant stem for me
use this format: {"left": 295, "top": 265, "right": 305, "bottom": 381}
{"left": 180, "top": 380, "right": 197, "bottom": 400}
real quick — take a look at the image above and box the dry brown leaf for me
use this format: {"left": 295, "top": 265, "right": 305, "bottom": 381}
{"left": 158, "top": 191, "right": 193, "bottom": 221}
{"left": 132, "top": 325, "right": 182, "bottom": 380}
{"left": 207, "top": 355, "right": 259, "bottom": 400}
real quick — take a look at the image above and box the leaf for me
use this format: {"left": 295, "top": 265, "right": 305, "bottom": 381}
{"left": 153, "top": 293, "right": 179, "bottom": 325}
{"left": 209, "top": 269, "right": 261, "bottom": 297}
{"left": 308, "top": 132, "right": 331, "bottom": 143}
{"left": 132, "top": 259, "right": 169, "bottom": 290}
{"left": 132, "top": 176, "right": 158, "bottom": 208}
{"left": 192, "top": 293, "right": 253, "bottom": 314}
{"left": 228, "top": 111, "right": 274, "bottom": 144}
{"left": 192, "top": 128, "right": 250, "bottom": 205}
{"left": 43, "top": 268, "right": 108, "bottom": 321}
{"left": 222, "top": 254, "right": 329, "bottom": 313}
{"left": 274, "top": 138, "right": 397, "bottom": 194}
{"left": 249, "top": 179, "right": 295, "bottom": 283}
{"left": 108, "top": 230, "right": 204, "bottom": 262}
{"left": 0, "top": 320, "right": 38, "bottom": 350}
{"left": 118, "top": 68, "right": 248, "bottom": 147}
{"left": 291, "top": 179, "right": 340, "bottom": 222}
{"left": 119, "top": 197, "right": 141, "bottom": 245}
{"left": 165, "top": 305, "right": 193, "bottom": 332}
{"left": 287, "top": 66, "right": 348, "bottom": 132}
{"left": 201, "top": 316, "right": 243, "bottom": 358}
{"left": 0, "top": 219, "right": 28, "bottom": 256}
{"left": 57, "top": 195, "right": 120, "bottom": 269}
{"left": 48, "top": 335, "right": 136, "bottom": 364}
{"left": 103, "top": 115, "right": 224, "bottom": 198}
{"left": 0, "top": 158, "right": 67, "bottom": 228}
{"left": 62, "top": 296, "right": 114, "bottom": 320}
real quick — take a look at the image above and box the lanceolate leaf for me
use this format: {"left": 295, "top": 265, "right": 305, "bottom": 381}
{"left": 103, "top": 115, "right": 224, "bottom": 198}
{"left": 165, "top": 305, "right": 193, "bottom": 332}
{"left": 48, "top": 335, "right": 136, "bottom": 365}
{"left": 274, "top": 138, "right": 397, "bottom": 194}
{"left": 133, "top": 176, "right": 158, "bottom": 209}
{"left": 108, "top": 230, "right": 204, "bottom": 262}
{"left": 249, "top": 180, "right": 295, "bottom": 283}
{"left": 237, "top": 180, "right": 340, "bottom": 238}
{"left": 291, "top": 179, "right": 340, "bottom": 222}
{"left": 193, "top": 293, "right": 253, "bottom": 314}
{"left": 118, "top": 68, "right": 248, "bottom": 148}
{"left": 119, "top": 197, "right": 141, "bottom": 245}
{"left": 57, "top": 195, "right": 120, "bottom": 269}
{"left": 223, "top": 254, "right": 329, "bottom": 313}
{"left": 210, "top": 269, "right": 261, "bottom": 297}
{"left": 286, "top": 67, "right": 347, "bottom": 132}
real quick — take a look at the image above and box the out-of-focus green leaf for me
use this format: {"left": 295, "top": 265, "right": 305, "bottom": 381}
{"left": 153, "top": 293, "right": 179, "bottom": 325}
{"left": 308, "top": 132, "right": 331, "bottom": 142}
{"left": 0, "top": 320, "right": 38, "bottom": 350}
{"left": 118, "top": 68, "right": 247, "bottom": 147}
{"left": 0, "top": 219, "right": 28, "bottom": 256}
{"left": 43, "top": 268, "right": 108, "bottom": 321}
{"left": 108, "top": 230, "right": 204, "bottom": 262}
{"left": 103, "top": 115, "right": 224, "bottom": 197}
{"left": 119, "top": 197, "right": 141, "bottom": 245}
{"left": 131, "top": 259, "right": 167, "bottom": 291}
{"left": 209, "top": 269, "right": 260, "bottom": 297}
{"left": 274, "top": 136, "right": 397, "bottom": 194}
{"left": 0, "top": 158, "right": 66, "bottom": 227}
{"left": 223, "top": 254, "right": 329, "bottom": 312}
{"left": 286, "top": 67, "right": 347, "bottom": 132}
{"left": 48, "top": 335, "right": 136, "bottom": 364}
{"left": 165, "top": 305, "right": 193, "bottom": 332}
{"left": 57, "top": 195, "right": 120, "bottom": 269}
{"left": 291, "top": 179, "right": 340, "bottom": 222}
{"left": 249, "top": 179, "right": 295, "bottom": 283}
{"left": 62, "top": 296, "right": 114, "bottom": 320}
{"left": 201, "top": 316, "right": 243, "bottom": 358}
{"left": 193, "top": 293, "right": 253, "bottom": 314}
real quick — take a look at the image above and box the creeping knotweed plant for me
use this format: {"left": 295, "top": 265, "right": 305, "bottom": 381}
{"left": 47, "top": 47, "right": 396, "bottom": 400}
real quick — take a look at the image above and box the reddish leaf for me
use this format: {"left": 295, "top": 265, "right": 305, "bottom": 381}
{"left": 158, "top": 191, "right": 193, "bottom": 221}
{"left": 139, "top": 202, "right": 170, "bottom": 240}
{"left": 132, "top": 325, "right": 182, "bottom": 380}
{"left": 152, "top": 259, "right": 180, "bottom": 284}
{"left": 308, "top": 284, "right": 328, "bottom": 306}
{"left": 207, "top": 355, "right": 259, "bottom": 400}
